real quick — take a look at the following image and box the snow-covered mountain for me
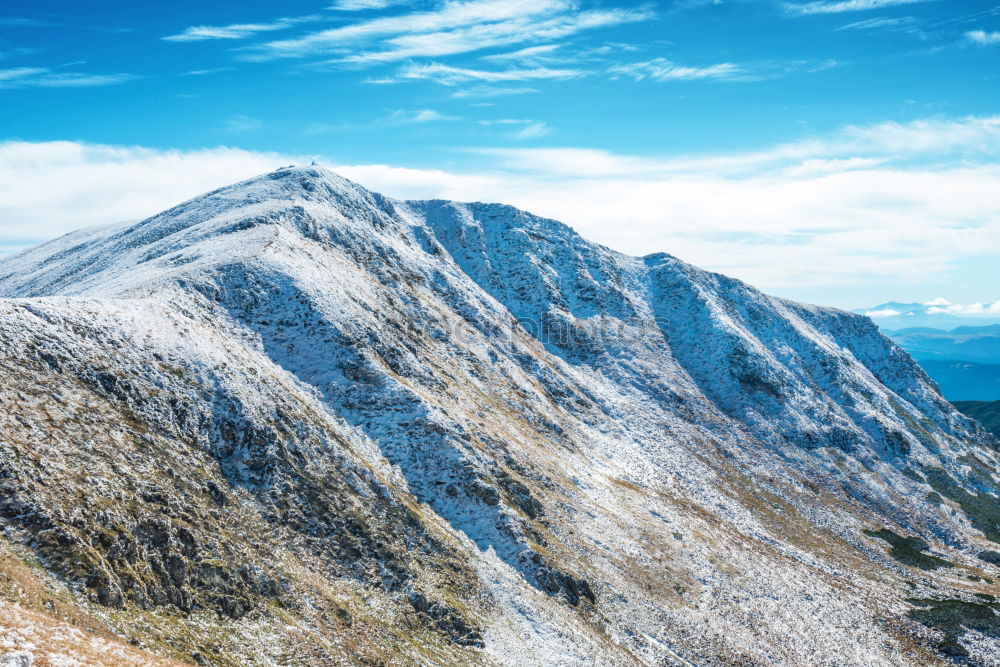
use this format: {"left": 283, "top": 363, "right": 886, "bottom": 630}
{"left": 2, "top": 166, "right": 1000, "bottom": 665}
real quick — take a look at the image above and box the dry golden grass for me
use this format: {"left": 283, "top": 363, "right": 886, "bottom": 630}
{"left": 0, "top": 599, "right": 183, "bottom": 666}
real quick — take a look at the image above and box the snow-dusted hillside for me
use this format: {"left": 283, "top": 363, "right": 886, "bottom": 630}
{"left": 2, "top": 166, "right": 999, "bottom": 665}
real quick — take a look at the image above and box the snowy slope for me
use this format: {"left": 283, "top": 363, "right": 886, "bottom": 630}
{"left": 2, "top": 166, "right": 1000, "bottom": 665}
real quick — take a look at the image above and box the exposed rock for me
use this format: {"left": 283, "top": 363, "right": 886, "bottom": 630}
{"left": 0, "top": 652, "right": 33, "bottom": 667}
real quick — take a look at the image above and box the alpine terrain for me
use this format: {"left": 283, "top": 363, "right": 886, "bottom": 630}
{"left": 2, "top": 166, "right": 1000, "bottom": 666}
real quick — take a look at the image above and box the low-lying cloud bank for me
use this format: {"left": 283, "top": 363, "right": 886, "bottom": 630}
{"left": 925, "top": 299, "right": 1000, "bottom": 316}
{"left": 1, "top": 116, "right": 998, "bottom": 306}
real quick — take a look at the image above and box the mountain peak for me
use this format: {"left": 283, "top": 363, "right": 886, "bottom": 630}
{"left": 0, "top": 165, "right": 403, "bottom": 298}
{"left": 249, "top": 163, "right": 371, "bottom": 198}
{"left": 173, "top": 163, "right": 392, "bottom": 221}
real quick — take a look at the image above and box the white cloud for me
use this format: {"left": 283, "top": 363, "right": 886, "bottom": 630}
{"left": 257, "top": 0, "right": 566, "bottom": 57}
{"left": 966, "top": 30, "right": 1000, "bottom": 45}
{"left": 840, "top": 115, "right": 1000, "bottom": 155}
{"left": 399, "top": 62, "right": 582, "bottom": 84}
{"left": 836, "top": 17, "right": 914, "bottom": 31}
{"left": 304, "top": 122, "right": 334, "bottom": 135}
{"left": 608, "top": 59, "right": 743, "bottom": 82}
{"left": 478, "top": 118, "right": 535, "bottom": 125}
{"left": 329, "top": 0, "right": 409, "bottom": 10}
{"left": 1, "top": 115, "right": 998, "bottom": 303}
{"left": 924, "top": 297, "right": 950, "bottom": 306}
{"left": 927, "top": 301, "right": 1000, "bottom": 315}
{"left": 450, "top": 84, "right": 540, "bottom": 97}
{"left": 483, "top": 44, "right": 562, "bottom": 62}
{"left": 246, "top": 0, "right": 652, "bottom": 64}
{"left": 0, "top": 46, "right": 42, "bottom": 60}
{"left": 385, "top": 108, "right": 459, "bottom": 123}
{"left": 864, "top": 309, "right": 902, "bottom": 317}
{"left": 0, "top": 67, "right": 136, "bottom": 89}
{"left": 784, "top": 0, "right": 928, "bottom": 15}
{"left": 607, "top": 58, "right": 838, "bottom": 84}
{"left": 163, "top": 16, "right": 318, "bottom": 42}
{"left": 510, "top": 121, "right": 550, "bottom": 140}
{"left": 183, "top": 67, "right": 237, "bottom": 76}
{"left": 0, "top": 142, "right": 303, "bottom": 244}
{"left": 1, "top": 67, "right": 48, "bottom": 80}
{"left": 480, "top": 118, "right": 551, "bottom": 139}
{"left": 469, "top": 115, "right": 1000, "bottom": 178}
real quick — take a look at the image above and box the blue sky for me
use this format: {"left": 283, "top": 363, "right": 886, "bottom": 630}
{"left": 1, "top": 0, "right": 998, "bottom": 310}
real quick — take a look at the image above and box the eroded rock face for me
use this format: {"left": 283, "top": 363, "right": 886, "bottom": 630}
{"left": 0, "top": 300, "right": 485, "bottom": 664}
{"left": 1, "top": 166, "right": 999, "bottom": 665}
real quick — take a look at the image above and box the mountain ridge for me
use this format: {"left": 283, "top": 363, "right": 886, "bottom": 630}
{"left": 2, "top": 165, "right": 1000, "bottom": 664}
{"left": 3, "top": 166, "right": 970, "bottom": 460}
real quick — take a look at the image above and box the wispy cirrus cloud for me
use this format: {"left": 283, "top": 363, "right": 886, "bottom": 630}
{"left": 607, "top": 57, "right": 837, "bottom": 83}
{"left": 398, "top": 62, "right": 583, "bottom": 84}
{"left": 328, "top": 0, "right": 411, "bottom": 9}
{"left": 163, "top": 15, "right": 320, "bottom": 42}
{"left": 243, "top": 0, "right": 652, "bottom": 64}
{"left": 182, "top": 67, "right": 237, "bottom": 76}
{"left": 479, "top": 118, "right": 551, "bottom": 139}
{"left": 510, "top": 121, "right": 550, "bottom": 140}
{"left": 482, "top": 43, "right": 563, "bottom": 63}
{"left": 0, "top": 66, "right": 137, "bottom": 89}
{"left": 966, "top": 30, "right": 1000, "bottom": 45}
{"left": 784, "top": 0, "right": 929, "bottom": 15}
{"left": 385, "top": 108, "right": 459, "bottom": 123}
{"left": 294, "top": 108, "right": 460, "bottom": 134}
{"left": 449, "top": 84, "right": 540, "bottom": 97}
{"left": 836, "top": 16, "right": 915, "bottom": 30}
{"left": 608, "top": 59, "right": 743, "bottom": 82}
{"left": 0, "top": 46, "right": 42, "bottom": 61}
{"left": 0, "top": 18, "right": 55, "bottom": 28}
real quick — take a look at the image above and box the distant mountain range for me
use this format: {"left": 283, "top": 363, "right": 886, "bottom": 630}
{"left": 854, "top": 302, "right": 1000, "bottom": 331}
{"left": 886, "top": 324, "right": 1000, "bottom": 364}
{"left": 854, "top": 305, "right": 1000, "bottom": 402}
